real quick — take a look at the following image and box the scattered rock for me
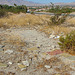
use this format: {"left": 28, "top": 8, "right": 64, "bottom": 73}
{"left": 44, "top": 65, "right": 51, "bottom": 69}
{"left": 0, "top": 63, "right": 7, "bottom": 67}
{"left": 8, "top": 62, "right": 13, "bottom": 65}
{"left": 49, "top": 35, "right": 55, "bottom": 39}
{"left": 27, "top": 47, "right": 38, "bottom": 51}
{"left": 4, "top": 49, "right": 13, "bottom": 54}
{"left": 0, "top": 49, "right": 4, "bottom": 51}
{"left": 18, "top": 63, "right": 26, "bottom": 69}
{"left": 22, "top": 60, "right": 29, "bottom": 67}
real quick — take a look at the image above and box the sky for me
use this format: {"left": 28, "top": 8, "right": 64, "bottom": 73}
{"left": 26, "top": 0, "right": 75, "bottom": 4}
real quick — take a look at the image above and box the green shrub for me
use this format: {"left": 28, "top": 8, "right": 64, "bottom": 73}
{"left": 49, "top": 3, "right": 72, "bottom": 25}
{"left": 0, "top": 10, "right": 7, "bottom": 18}
{"left": 58, "top": 31, "right": 75, "bottom": 54}
{"left": 31, "top": 11, "right": 34, "bottom": 14}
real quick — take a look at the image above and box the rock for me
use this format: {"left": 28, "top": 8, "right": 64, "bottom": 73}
{"left": 47, "top": 68, "right": 55, "bottom": 74}
{"left": 0, "top": 49, "right": 4, "bottom": 51}
{"left": 70, "top": 71, "right": 75, "bottom": 75}
{"left": 21, "top": 68, "right": 27, "bottom": 71}
{"left": 0, "top": 63, "right": 7, "bottom": 67}
{"left": 4, "top": 50, "right": 13, "bottom": 54}
{"left": 44, "top": 65, "right": 51, "bottom": 69}
{"left": 55, "top": 36, "right": 60, "bottom": 39}
{"left": 18, "top": 63, "right": 26, "bottom": 69}
{"left": 22, "top": 60, "right": 29, "bottom": 67}
{"left": 70, "top": 63, "right": 75, "bottom": 70}
{"left": 27, "top": 47, "right": 38, "bottom": 51}
{"left": 49, "top": 35, "right": 55, "bottom": 39}
{"left": 8, "top": 62, "right": 12, "bottom": 65}
{"left": 51, "top": 45, "right": 56, "bottom": 48}
{"left": 0, "top": 45, "right": 4, "bottom": 48}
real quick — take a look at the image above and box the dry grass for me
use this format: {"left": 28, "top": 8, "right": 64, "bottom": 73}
{"left": 39, "top": 25, "right": 72, "bottom": 35}
{"left": 0, "top": 33, "right": 25, "bottom": 47}
{"left": 0, "top": 13, "right": 50, "bottom": 28}
{"left": 6, "top": 34, "right": 25, "bottom": 46}
{"left": 0, "top": 13, "right": 75, "bottom": 35}
{"left": 66, "top": 17, "right": 75, "bottom": 25}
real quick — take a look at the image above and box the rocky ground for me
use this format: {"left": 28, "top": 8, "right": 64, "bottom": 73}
{"left": 0, "top": 27, "right": 75, "bottom": 75}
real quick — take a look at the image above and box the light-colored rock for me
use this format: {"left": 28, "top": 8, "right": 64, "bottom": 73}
{"left": 18, "top": 63, "right": 26, "bottom": 69}
{"left": 21, "top": 68, "right": 26, "bottom": 71}
{"left": 22, "top": 60, "right": 29, "bottom": 67}
{"left": 27, "top": 47, "right": 38, "bottom": 51}
{"left": 47, "top": 68, "right": 55, "bottom": 74}
{"left": 55, "top": 36, "right": 60, "bottom": 39}
{"left": 49, "top": 35, "right": 55, "bottom": 39}
{"left": 0, "top": 48, "right": 3, "bottom": 51}
{"left": 44, "top": 65, "right": 51, "bottom": 69}
{"left": 8, "top": 62, "right": 12, "bottom": 65}
{"left": 4, "top": 50, "right": 13, "bottom": 54}
{"left": 70, "top": 63, "right": 75, "bottom": 70}
{"left": 0, "top": 63, "right": 7, "bottom": 67}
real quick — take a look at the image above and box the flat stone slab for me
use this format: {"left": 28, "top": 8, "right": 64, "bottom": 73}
{"left": 47, "top": 50, "right": 64, "bottom": 55}
{"left": 60, "top": 53, "right": 75, "bottom": 61}
{"left": 0, "top": 63, "right": 7, "bottom": 67}
{"left": 27, "top": 47, "right": 38, "bottom": 51}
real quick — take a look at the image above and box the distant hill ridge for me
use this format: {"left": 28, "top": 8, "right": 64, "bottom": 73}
{"left": 0, "top": 0, "right": 75, "bottom": 6}
{"left": 0, "top": 0, "right": 42, "bottom": 6}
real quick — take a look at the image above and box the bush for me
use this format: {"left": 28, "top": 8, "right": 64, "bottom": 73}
{"left": 0, "top": 10, "right": 7, "bottom": 18}
{"left": 58, "top": 31, "right": 75, "bottom": 55}
{"left": 31, "top": 11, "right": 34, "bottom": 14}
{"left": 49, "top": 3, "right": 72, "bottom": 25}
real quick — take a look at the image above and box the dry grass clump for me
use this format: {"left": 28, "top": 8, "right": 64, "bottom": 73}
{"left": 0, "top": 13, "right": 50, "bottom": 28}
{"left": 66, "top": 17, "right": 75, "bottom": 25}
{"left": 5, "top": 34, "right": 25, "bottom": 47}
{"left": 0, "top": 33, "right": 25, "bottom": 47}
{"left": 40, "top": 25, "right": 72, "bottom": 35}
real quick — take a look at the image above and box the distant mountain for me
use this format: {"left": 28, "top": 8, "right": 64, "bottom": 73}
{"left": 55, "top": 2, "right": 75, "bottom": 6}
{"left": 0, "top": 0, "right": 42, "bottom": 6}
{"left": 0, "top": 0, "right": 75, "bottom": 6}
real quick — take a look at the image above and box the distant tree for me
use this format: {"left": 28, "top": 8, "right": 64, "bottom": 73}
{"left": 14, "top": 3, "right": 17, "bottom": 6}
{"left": 49, "top": 3, "right": 73, "bottom": 25}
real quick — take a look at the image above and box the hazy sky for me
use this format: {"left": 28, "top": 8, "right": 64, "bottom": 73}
{"left": 26, "top": 0, "right": 75, "bottom": 4}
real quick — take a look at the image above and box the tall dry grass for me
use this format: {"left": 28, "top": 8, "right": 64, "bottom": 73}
{"left": 0, "top": 13, "right": 50, "bottom": 28}
{"left": 0, "top": 33, "right": 25, "bottom": 47}
{"left": 66, "top": 17, "right": 75, "bottom": 25}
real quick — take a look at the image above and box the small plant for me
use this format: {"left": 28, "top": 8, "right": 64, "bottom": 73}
{"left": 49, "top": 3, "right": 72, "bottom": 25}
{"left": 31, "top": 11, "right": 34, "bottom": 14}
{"left": 0, "top": 10, "right": 7, "bottom": 18}
{"left": 58, "top": 31, "right": 75, "bottom": 55}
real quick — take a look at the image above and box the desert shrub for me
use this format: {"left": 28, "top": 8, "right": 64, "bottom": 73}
{"left": 58, "top": 31, "right": 75, "bottom": 55}
{"left": 0, "top": 4, "right": 27, "bottom": 14}
{"left": 49, "top": 3, "right": 72, "bottom": 25}
{"left": 0, "top": 9, "right": 7, "bottom": 18}
{"left": 31, "top": 11, "right": 34, "bottom": 14}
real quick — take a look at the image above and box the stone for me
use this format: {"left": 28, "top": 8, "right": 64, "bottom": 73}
{"left": 47, "top": 68, "right": 55, "bottom": 74}
{"left": 49, "top": 35, "right": 55, "bottom": 39}
{"left": 27, "top": 47, "right": 38, "bottom": 51}
{"left": 22, "top": 60, "right": 29, "bottom": 67}
{"left": 44, "top": 65, "right": 51, "bottom": 69}
{"left": 4, "top": 50, "right": 13, "bottom": 54}
{"left": 21, "top": 68, "right": 26, "bottom": 71}
{"left": 0, "top": 48, "right": 4, "bottom": 51}
{"left": 70, "top": 63, "right": 75, "bottom": 70}
{"left": 51, "top": 45, "right": 56, "bottom": 48}
{"left": 47, "top": 50, "right": 63, "bottom": 55}
{"left": 0, "top": 63, "right": 7, "bottom": 67}
{"left": 0, "top": 45, "right": 4, "bottom": 48}
{"left": 18, "top": 63, "right": 26, "bottom": 69}
{"left": 8, "top": 62, "right": 12, "bottom": 65}
{"left": 55, "top": 36, "right": 60, "bottom": 39}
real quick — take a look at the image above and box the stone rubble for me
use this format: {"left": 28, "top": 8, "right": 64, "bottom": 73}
{"left": 0, "top": 28, "right": 75, "bottom": 75}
